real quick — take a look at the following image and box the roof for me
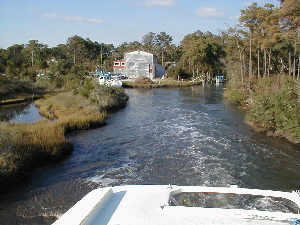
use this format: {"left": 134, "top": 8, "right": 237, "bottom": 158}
{"left": 125, "top": 50, "right": 153, "bottom": 56}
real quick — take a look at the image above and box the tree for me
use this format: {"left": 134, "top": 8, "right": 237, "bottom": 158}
{"left": 142, "top": 32, "right": 156, "bottom": 53}
{"left": 22, "top": 40, "right": 50, "bottom": 68}
{"left": 114, "top": 41, "right": 142, "bottom": 61}
{"left": 258, "top": 4, "right": 281, "bottom": 78}
{"left": 278, "top": 0, "right": 300, "bottom": 78}
{"left": 238, "top": 3, "right": 285, "bottom": 80}
{"left": 0, "top": 48, "right": 7, "bottom": 74}
{"left": 5, "top": 44, "right": 26, "bottom": 77}
{"left": 180, "top": 31, "right": 225, "bottom": 80}
{"left": 278, "top": 0, "right": 300, "bottom": 29}
{"left": 48, "top": 59, "right": 72, "bottom": 76}
{"left": 26, "top": 40, "right": 38, "bottom": 66}
{"left": 246, "top": 4, "right": 281, "bottom": 78}
{"left": 51, "top": 44, "right": 68, "bottom": 60}
{"left": 112, "top": 42, "right": 129, "bottom": 61}
{"left": 167, "top": 44, "right": 182, "bottom": 62}
{"left": 240, "top": 3, "right": 262, "bottom": 79}
{"left": 66, "top": 35, "right": 88, "bottom": 65}
{"left": 221, "top": 26, "right": 247, "bottom": 85}
{"left": 155, "top": 32, "right": 173, "bottom": 65}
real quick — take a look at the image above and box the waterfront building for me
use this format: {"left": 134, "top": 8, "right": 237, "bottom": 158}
{"left": 113, "top": 51, "right": 165, "bottom": 79}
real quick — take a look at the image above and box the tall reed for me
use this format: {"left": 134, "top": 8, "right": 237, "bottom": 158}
{"left": 35, "top": 92, "right": 107, "bottom": 130}
{"left": 0, "top": 86, "right": 128, "bottom": 191}
{"left": 0, "top": 121, "right": 72, "bottom": 190}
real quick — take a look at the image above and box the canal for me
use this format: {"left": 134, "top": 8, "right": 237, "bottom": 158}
{"left": 0, "top": 85, "right": 300, "bottom": 224}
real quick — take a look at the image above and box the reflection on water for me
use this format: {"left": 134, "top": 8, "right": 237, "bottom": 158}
{"left": 0, "top": 102, "right": 48, "bottom": 123}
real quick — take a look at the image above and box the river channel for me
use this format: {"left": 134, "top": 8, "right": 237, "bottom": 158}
{"left": 0, "top": 85, "right": 300, "bottom": 224}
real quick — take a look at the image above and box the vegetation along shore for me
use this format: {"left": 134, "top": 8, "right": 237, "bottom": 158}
{"left": 122, "top": 76, "right": 203, "bottom": 88}
{"left": 0, "top": 76, "right": 128, "bottom": 192}
{"left": 0, "top": 0, "right": 299, "bottom": 190}
{"left": 225, "top": 75, "right": 300, "bottom": 144}
{"left": 223, "top": 0, "right": 300, "bottom": 144}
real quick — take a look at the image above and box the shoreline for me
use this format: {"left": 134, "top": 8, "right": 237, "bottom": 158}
{"left": 0, "top": 96, "right": 41, "bottom": 105}
{"left": 0, "top": 90, "right": 128, "bottom": 193}
{"left": 122, "top": 79, "right": 203, "bottom": 88}
{"left": 224, "top": 97, "right": 300, "bottom": 145}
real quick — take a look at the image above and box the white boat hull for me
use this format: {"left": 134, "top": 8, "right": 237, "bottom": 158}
{"left": 99, "top": 76, "right": 122, "bottom": 87}
{"left": 53, "top": 185, "right": 300, "bottom": 225}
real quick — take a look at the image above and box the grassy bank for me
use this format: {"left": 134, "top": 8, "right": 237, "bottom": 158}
{"left": 225, "top": 76, "right": 300, "bottom": 143}
{"left": 122, "top": 77, "right": 202, "bottom": 88}
{"left": 0, "top": 83, "right": 128, "bottom": 192}
{"left": 0, "top": 121, "right": 73, "bottom": 190}
{"left": 0, "top": 95, "right": 41, "bottom": 105}
{"left": 35, "top": 92, "right": 107, "bottom": 130}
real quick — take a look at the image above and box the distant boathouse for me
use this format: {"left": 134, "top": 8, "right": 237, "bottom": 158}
{"left": 113, "top": 51, "right": 166, "bottom": 79}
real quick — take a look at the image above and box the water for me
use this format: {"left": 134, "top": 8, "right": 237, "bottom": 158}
{"left": 0, "top": 85, "right": 300, "bottom": 224}
{"left": 0, "top": 101, "right": 48, "bottom": 123}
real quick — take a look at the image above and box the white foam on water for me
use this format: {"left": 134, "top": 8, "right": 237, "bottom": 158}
{"left": 86, "top": 161, "right": 142, "bottom": 187}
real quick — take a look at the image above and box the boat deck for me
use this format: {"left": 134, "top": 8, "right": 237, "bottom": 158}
{"left": 53, "top": 185, "right": 300, "bottom": 225}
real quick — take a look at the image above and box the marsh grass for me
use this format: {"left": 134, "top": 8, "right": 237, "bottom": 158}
{"left": 55, "top": 107, "right": 106, "bottom": 130}
{"left": 0, "top": 121, "right": 72, "bottom": 190}
{"left": 159, "top": 79, "right": 201, "bottom": 87}
{"left": 122, "top": 79, "right": 201, "bottom": 88}
{"left": 36, "top": 92, "right": 107, "bottom": 129}
{"left": 0, "top": 86, "right": 128, "bottom": 191}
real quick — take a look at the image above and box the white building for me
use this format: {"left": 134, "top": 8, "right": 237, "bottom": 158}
{"left": 124, "top": 51, "right": 165, "bottom": 79}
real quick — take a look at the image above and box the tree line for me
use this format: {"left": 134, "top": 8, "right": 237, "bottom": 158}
{"left": 0, "top": 0, "right": 299, "bottom": 85}
{"left": 224, "top": 0, "right": 299, "bottom": 87}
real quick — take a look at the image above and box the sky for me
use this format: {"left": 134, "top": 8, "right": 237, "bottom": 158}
{"left": 0, "top": 0, "right": 281, "bottom": 49}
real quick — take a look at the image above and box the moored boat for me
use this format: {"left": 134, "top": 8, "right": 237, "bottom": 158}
{"left": 53, "top": 185, "right": 300, "bottom": 225}
{"left": 99, "top": 75, "right": 122, "bottom": 87}
{"left": 215, "top": 75, "right": 226, "bottom": 83}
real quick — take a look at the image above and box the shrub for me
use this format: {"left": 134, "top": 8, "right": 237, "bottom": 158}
{"left": 134, "top": 76, "right": 153, "bottom": 84}
{"left": 245, "top": 76, "right": 300, "bottom": 143}
{"left": 0, "top": 76, "right": 34, "bottom": 100}
{"left": 90, "top": 83, "right": 129, "bottom": 109}
{"left": 80, "top": 78, "right": 93, "bottom": 97}
{"left": 224, "top": 89, "right": 247, "bottom": 102}
{"left": 166, "top": 65, "right": 190, "bottom": 80}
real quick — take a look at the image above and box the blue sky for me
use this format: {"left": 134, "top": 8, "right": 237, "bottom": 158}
{"left": 1, "top": 0, "right": 280, "bottom": 49}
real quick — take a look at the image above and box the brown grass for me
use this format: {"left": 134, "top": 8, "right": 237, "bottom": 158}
{"left": 0, "top": 89, "right": 126, "bottom": 191}
{"left": 35, "top": 92, "right": 107, "bottom": 129}
{"left": 122, "top": 79, "right": 202, "bottom": 88}
{"left": 0, "top": 121, "right": 73, "bottom": 190}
